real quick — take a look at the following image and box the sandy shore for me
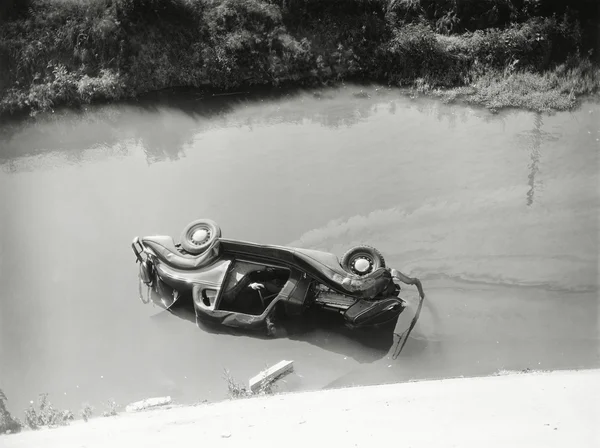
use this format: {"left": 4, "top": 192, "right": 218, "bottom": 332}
{"left": 2, "top": 368, "right": 598, "bottom": 448}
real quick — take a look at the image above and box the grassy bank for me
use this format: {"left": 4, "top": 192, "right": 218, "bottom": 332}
{"left": 0, "top": 0, "right": 599, "bottom": 117}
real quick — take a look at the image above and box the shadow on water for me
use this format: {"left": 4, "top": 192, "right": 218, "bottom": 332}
{"left": 146, "top": 287, "right": 398, "bottom": 364}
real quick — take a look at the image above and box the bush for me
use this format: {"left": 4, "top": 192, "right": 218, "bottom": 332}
{"left": 0, "top": 64, "right": 126, "bottom": 115}
{"left": 23, "top": 393, "right": 74, "bottom": 430}
{"left": 380, "top": 23, "right": 469, "bottom": 86}
{"left": 79, "top": 403, "right": 94, "bottom": 422}
{"left": 201, "top": 0, "right": 316, "bottom": 88}
{"left": 0, "top": 389, "right": 22, "bottom": 434}
{"left": 102, "top": 399, "right": 119, "bottom": 417}
{"left": 461, "top": 17, "right": 581, "bottom": 71}
{"left": 0, "top": 0, "right": 597, "bottom": 116}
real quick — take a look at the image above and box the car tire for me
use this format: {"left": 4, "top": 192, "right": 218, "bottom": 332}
{"left": 180, "top": 219, "right": 222, "bottom": 255}
{"left": 340, "top": 245, "right": 386, "bottom": 276}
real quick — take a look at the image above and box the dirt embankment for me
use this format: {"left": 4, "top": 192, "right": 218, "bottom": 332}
{"left": 2, "top": 369, "right": 598, "bottom": 448}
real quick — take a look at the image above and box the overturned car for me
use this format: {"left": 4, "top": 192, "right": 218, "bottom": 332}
{"left": 131, "top": 219, "right": 425, "bottom": 336}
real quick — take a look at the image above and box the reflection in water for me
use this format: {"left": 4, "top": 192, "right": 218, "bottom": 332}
{"left": 149, "top": 286, "right": 397, "bottom": 364}
{"left": 388, "top": 100, "right": 396, "bottom": 115}
{"left": 514, "top": 112, "right": 560, "bottom": 206}
{"left": 135, "top": 117, "right": 187, "bottom": 165}
{"left": 527, "top": 113, "right": 543, "bottom": 206}
{"left": 413, "top": 97, "right": 478, "bottom": 129}
{"left": 0, "top": 86, "right": 492, "bottom": 171}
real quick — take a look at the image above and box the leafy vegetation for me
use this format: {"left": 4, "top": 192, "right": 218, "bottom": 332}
{"left": 23, "top": 393, "right": 74, "bottom": 430}
{"left": 80, "top": 403, "right": 94, "bottom": 422}
{"left": 0, "top": 0, "right": 598, "bottom": 116}
{"left": 223, "top": 368, "right": 278, "bottom": 398}
{"left": 1, "top": 388, "right": 103, "bottom": 434}
{"left": 422, "top": 56, "right": 600, "bottom": 113}
{"left": 0, "top": 389, "right": 22, "bottom": 434}
{"left": 102, "top": 399, "right": 119, "bottom": 417}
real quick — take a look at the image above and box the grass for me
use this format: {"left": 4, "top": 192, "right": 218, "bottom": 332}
{"left": 424, "top": 57, "right": 600, "bottom": 113}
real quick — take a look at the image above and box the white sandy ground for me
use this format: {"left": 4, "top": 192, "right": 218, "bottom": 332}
{"left": 2, "top": 369, "right": 599, "bottom": 448}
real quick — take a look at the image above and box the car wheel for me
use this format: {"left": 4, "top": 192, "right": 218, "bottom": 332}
{"left": 340, "top": 245, "right": 386, "bottom": 276}
{"left": 180, "top": 219, "right": 221, "bottom": 255}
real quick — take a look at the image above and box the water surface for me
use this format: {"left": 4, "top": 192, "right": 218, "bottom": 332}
{"left": 1, "top": 86, "right": 598, "bottom": 415}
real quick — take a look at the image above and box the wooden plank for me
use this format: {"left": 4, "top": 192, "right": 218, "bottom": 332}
{"left": 125, "top": 396, "right": 172, "bottom": 413}
{"left": 249, "top": 360, "right": 294, "bottom": 393}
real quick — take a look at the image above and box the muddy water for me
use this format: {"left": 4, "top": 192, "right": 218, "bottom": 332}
{"left": 0, "top": 86, "right": 598, "bottom": 416}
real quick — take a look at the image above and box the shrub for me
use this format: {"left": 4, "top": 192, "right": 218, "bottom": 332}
{"left": 79, "top": 403, "right": 94, "bottom": 422}
{"left": 201, "top": 0, "right": 316, "bottom": 88}
{"left": 102, "top": 399, "right": 119, "bottom": 417}
{"left": 0, "top": 389, "right": 22, "bottom": 434}
{"left": 461, "top": 17, "right": 581, "bottom": 71}
{"left": 381, "top": 23, "right": 469, "bottom": 86}
{"left": 386, "top": 0, "right": 427, "bottom": 25}
{"left": 23, "top": 393, "right": 74, "bottom": 430}
{"left": 0, "top": 0, "right": 597, "bottom": 115}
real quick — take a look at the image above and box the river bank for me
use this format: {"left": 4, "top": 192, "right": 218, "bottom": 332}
{"left": 1, "top": 0, "right": 599, "bottom": 118}
{"left": 2, "top": 368, "right": 598, "bottom": 447}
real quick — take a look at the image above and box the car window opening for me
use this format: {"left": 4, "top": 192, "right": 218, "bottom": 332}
{"left": 201, "top": 289, "right": 218, "bottom": 308}
{"left": 219, "top": 261, "right": 290, "bottom": 316}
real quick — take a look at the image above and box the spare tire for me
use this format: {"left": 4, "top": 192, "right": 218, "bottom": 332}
{"left": 340, "top": 245, "right": 386, "bottom": 276}
{"left": 180, "top": 219, "right": 221, "bottom": 255}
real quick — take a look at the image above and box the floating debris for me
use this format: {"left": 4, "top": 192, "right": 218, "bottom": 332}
{"left": 249, "top": 360, "right": 294, "bottom": 394}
